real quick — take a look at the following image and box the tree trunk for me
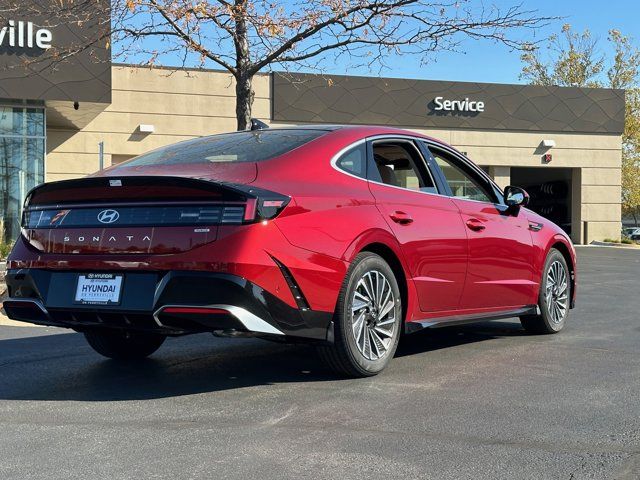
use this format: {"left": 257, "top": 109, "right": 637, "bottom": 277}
{"left": 233, "top": 0, "right": 253, "bottom": 131}
{"left": 235, "top": 73, "right": 254, "bottom": 131}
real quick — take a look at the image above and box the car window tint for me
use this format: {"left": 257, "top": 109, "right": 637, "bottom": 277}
{"left": 335, "top": 143, "right": 367, "bottom": 178}
{"left": 430, "top": 150, "right": 494, "bottom": 203}
{"left": 371, "top": 141, "right": 437, "bottom": 193}
{"left": 119, "top": 129, "right": 327, "bottom": 167}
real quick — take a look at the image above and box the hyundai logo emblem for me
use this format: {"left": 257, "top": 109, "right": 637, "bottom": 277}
{"left": 97, "top": 209, "right": 120, "bottom": 224}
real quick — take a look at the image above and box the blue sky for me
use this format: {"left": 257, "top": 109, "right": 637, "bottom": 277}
{"left": 338, "top": 0, "right": 640, "bottom": 84}
{"left": 128, "top": 0, "right": 640, "bottom": 86}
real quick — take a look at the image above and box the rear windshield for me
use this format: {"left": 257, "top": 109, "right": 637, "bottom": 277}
{"left": 120, "top": 129, "right": 327, "bottom": 167}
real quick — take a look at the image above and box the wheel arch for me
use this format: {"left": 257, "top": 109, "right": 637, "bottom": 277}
{"left": 548, "top": 238, "right": 576, "bottom": 308}
{"left": 343, "top": 228, "right": 421, "bottom": 324}
{"left": 358, "top": 242, "right": 410, "bottom": 324}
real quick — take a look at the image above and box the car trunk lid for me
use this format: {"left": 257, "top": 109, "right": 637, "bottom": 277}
{"left": 22, "top": 175, "right": 256, "bottom": 254}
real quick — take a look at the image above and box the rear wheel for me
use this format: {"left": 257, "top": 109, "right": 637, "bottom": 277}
{"left": 317, "top": 252, "right": 402, "bottom": 377}
{"left": 520, "top": 248, "right": 571, "bottom": 334}
{"left": 84, "top": 330, "right": 166, "bottom": 360}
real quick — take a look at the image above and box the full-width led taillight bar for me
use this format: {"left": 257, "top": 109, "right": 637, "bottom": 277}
{"left": 22, "top": 204, "right": 248, "bottom": 229}
{"left": 21, "top": 176, "right": 291, "bottom": 228}
{"left": 22, "top": 197, "right": 290, "bottom": 229}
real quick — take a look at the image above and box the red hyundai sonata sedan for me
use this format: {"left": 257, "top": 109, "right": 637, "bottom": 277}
{"left": 4, "top": 126, "right": 576, "bottom": 376}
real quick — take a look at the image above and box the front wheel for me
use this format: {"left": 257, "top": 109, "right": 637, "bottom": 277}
{"left": 520, "top": 248, "right": 571, "bottom": 334}
{"left": 317, "top": 252, "right": 402, "bottom": 377}
{"left": 84, "top": 330, "right": 166, "bottom": 360}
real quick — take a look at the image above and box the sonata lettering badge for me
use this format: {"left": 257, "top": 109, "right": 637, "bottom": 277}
{"left": 432, "top": 96, "right": 485, "bottom": 113}
{"left": 75, "top": 273, "right": 123, "bottom": 305}
{"left": 63, "top": 234, "right": 152, "bottom": 243}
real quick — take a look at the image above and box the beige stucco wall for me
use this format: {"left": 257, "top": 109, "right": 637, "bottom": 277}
{"left": 358, "top": 126, "right": 621, "bottom": 243}
{"left": 384, "top": 127, "right": 621, "bottom": 244}
{"left": 457, "top": 129, "right": 621, "bottom": 244}
{"left": 46, "top": 66, "right": 271, "bottom": 181}
{"left": 46, "top": 65, "right": 622, "bottom": 244}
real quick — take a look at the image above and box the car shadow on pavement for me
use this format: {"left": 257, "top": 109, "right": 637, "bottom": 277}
{"left": 395, "top": 320, "right": 527, "bottom": 358}
{"left": 0, "top": 320, "right": 527, "bottom": 402}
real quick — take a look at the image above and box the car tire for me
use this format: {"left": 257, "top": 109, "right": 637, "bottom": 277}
{"left": 317, "top": 252, "right": 402, "bottom": 377}
{"left": 520, "top": 248, "right": 571, "bottom": 334}
{"left": 84, "top": 330, "right": 166, "bottom": 360}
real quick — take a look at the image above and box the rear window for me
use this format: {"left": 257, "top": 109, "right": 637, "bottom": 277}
{"left": 120, "top": 129, "right": 327, "bottom": 167}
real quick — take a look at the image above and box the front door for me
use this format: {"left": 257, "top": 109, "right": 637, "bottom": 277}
{"left": 427, "top": 145, "right": 537, "bottom": 311}
{"left": 367, "top": 138, "right": 467, "bottom": 313}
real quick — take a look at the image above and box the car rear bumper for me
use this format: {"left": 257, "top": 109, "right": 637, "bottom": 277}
{"left": 3, "top": 269, "right": 334, "bottom": 343}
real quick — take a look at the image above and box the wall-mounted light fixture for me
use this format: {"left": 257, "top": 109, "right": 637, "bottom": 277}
{"left": 138, "top": 124, "right": 155, "bottom": 133}
{"left": 541, "top": 139, "right": 556, "bottom": 148}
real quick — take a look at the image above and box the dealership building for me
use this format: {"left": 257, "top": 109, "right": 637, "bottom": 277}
{"left": 0, "top": 10, "right": 625, "bottom": 244}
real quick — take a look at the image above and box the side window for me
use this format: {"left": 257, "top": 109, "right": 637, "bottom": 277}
{"left": 430, "top": 149, "right": 495, "bottom": 203}
{"left": 335, "top": 143, "right": 367, "bottom": 178}
{"left": 370, "top": 141, "right": 437, "bottom": 194}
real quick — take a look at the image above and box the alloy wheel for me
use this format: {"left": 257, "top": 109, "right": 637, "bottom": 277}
{"left": 545, "top": 260, "right": 568, "bottom": 325}
{"left": 350, "top": 270, "right": 397, "bottom": 361}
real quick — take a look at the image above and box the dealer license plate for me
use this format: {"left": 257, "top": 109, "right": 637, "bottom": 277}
{"left": 74, "top": 273, "right": 124, "bottom": 305}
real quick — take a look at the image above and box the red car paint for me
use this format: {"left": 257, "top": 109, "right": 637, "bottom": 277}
{"left": 7, "top": 126, "right": 576, "bottom": 330}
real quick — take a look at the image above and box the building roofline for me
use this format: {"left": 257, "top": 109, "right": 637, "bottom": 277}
{"left": 112, "top": 63, "right": 624, "bottom": 94}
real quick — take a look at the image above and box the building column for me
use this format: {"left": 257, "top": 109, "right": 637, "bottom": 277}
{"left": 488, "top": 166, "right": 510, "bottom": 190}
{"left": 571, "top": 168, "right": 583, "bottom": 244}
{"left": 579, "top": 167, "right": 621, "bottom": 244}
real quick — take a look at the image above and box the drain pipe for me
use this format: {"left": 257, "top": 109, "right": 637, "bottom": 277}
{"left": 98, "top": 141, "right": 104, "bottom": 170}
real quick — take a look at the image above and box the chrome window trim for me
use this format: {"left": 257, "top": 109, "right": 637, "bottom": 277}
{"left": 329, "top": 135, "right": 450, "bottom": 200}
{"left": 329, "top": 133, "right": 504, "bottom": 205}
{"left": 329, "top": 138, "right": 368, "bottom": 182}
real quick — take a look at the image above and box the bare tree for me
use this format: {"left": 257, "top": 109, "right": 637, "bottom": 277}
{"left": 1, "top": 1, "right": 554, "bottom": 130}
{"left": 113, "top": 0, "right": 555, "bottom": 130}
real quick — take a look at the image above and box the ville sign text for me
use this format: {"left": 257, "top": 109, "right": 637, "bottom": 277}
{"left": 0, "top": 20, "right": 53, "bottom": 51}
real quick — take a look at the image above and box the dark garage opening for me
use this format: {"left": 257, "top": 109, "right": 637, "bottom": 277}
{"left": 510, "top": 167, "right": 574, "bottom": 237}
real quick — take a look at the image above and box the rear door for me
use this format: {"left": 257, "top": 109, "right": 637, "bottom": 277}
{"left": 426, "top": 144, "right": 537, "bottom": 311}
{"left": 367, "top": 138, "right": 467, "bottom": 313}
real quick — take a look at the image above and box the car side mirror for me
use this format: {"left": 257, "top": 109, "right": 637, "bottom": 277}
{"left": 504, "top": 185, "right": 529, "bottom": 208}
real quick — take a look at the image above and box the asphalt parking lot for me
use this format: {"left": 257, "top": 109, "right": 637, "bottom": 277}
{"left": 0, "top": 246, "right": 639, "bottom": 480}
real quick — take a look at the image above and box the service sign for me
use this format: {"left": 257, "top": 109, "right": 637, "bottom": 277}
{"left": 273, "top": 72, "right": 625, "bottom": 134}
{"left": 432, "top": 96, "right": 485, "bottom": 113}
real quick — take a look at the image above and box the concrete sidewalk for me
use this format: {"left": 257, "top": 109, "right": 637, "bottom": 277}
{"left": 0, "top": 314, "right": 37, "bottom": 327}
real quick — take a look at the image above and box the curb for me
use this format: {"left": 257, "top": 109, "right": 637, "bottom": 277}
{"left": 589, "top": 241, "right": 640, "bottom": 249}
{"left": 0, "top": 304, "right": 43, "bottom": 328}
{"left": 0, "top": 313, "right": 43, "bottom": 327}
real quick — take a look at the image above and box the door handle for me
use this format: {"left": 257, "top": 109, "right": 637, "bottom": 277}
{"left": 466, "top": 218, "right": 486, "bottom": 231}
{"left": 390, "top": 211, "right": 413, "bottom": 225}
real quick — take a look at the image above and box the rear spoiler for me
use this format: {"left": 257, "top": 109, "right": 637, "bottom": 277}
{"left": 26, "top": 176, "right": 247, "bottom": 206}
{"left": 24, "top": 176, "right": 289, "bottom": 223}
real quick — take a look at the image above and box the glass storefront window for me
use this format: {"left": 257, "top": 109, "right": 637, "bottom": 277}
{"left": 0, "top": 103, "right": 46, "bottom": 242}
